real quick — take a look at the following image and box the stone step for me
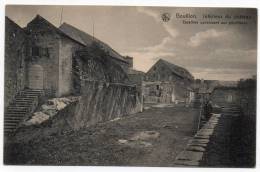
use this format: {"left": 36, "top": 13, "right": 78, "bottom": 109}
{"left": 5, "top": 119, "right": 22, "bottom": 123}
{"left": 5, "top": 117, "right": 25, "bottom": 120}
{"left": 4, "top": 129, "right": 16, "bottom": 134}
{"left": 4, "top": 128, "right": 15, "bottom": 132}
{"left": 4, "top": 125, "right": 17, "bottom": 129}
{"left": 6, "top": 108, "right": 28, "bottom": 111}
{"left": 7, "top": 106, "right": 30, "bottom": 110}
{"left": 11, "top": 101, "right": 34, "bottom": 104}
{"left": 10, "top": 103, "right": 34, "bottom": 106}
{"left": 6, "top": 111, "right": 28, "bottom": 115}
{"left": 21, "top": 89, "right": 43, "bottom": 93}
{"left": 9, "top": 103, "right": 31, "bottom": 106}
{"left": 4, "top": 128, "right": 17, "bottom": 133}
{"left": 5, "top": 116, "right": 24, "bottom": 120}
{"left": 21, "top": 93, "right": 41, "bottom": 96}
{"left": 13, "top": 99, "right": 34, "bottom": 102}
{"left": 5, "top": 89, "right": 44, "bottom": 134}
{"left": 5, "top": 113, "right": 26, "bottom": 117}
{"left": 21, "top": 91, "right": 43, "bottom": 95}
{"left": 7, "top": 108, "right": 28, "bottom": 111}
{"left": 4, "top": 122, "right": 19, "bottom": 126}
{"left": 13, "top": 96, "right": 35, "bottom": 99}
{"left": 7, "top": 109, "right": 30, "bottom": 112}
{"left": 22, "top": 89, "right": 43, "bottom": 92}
{"left": 15, "top": 98, "right": 35, "bottom": 101}
{"left": 18, "top": 94, "right": 40, "bottom": 98}
{"left": 5, "top": 111, "right": 26, "bottom": 114}
{"left": 16, "top": 95, "right": 38, "bottom": 98}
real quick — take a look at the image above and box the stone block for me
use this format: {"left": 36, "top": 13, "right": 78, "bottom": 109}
{"left": 177, "top": 151, "right": 204, "bottom": 161}
{"left": 192, "top": 138, "right": 210, "bottom": 144}
{"left": 187, "top": 145, "right": 206, "bottom": 152}
{"left": 174, "top": 159, "right": 200, "bottom": 166}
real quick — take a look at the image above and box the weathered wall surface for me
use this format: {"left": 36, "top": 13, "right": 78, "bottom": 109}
{"left": 66, "top": 81, "right": 142, "bottom": 130}
{"left": 72, "top": 45, "right": 130, "bottom": 95}
{"left": 143, "top": 81, "right": 193, "bottom": 104}
{"left": 238, "top": 79, "right": 256, "bottom": 118}
{"left": 144, "top": 59, "right": 194, "bottom": 104}
{"left": 146, "top": 61, "right": 177, "bottom": 82}
{"left": 145, "top": 59, "right": 193, "bottom": 85}
{"left": 25, "top": 17, "right": 61, "bottom": 96}
{"left": 5, "top": 17, "right": 27, "bottom": 108}
{"left": 111, "top": 58, "right": 131, "bottom": 73}
{"left": 58, "top": 36, "right": 84, "bottom": 96}
{"left": 26, "top": 15, "right": 85, "bottom": 97}
{"left": 211, "top": 87, "right": 239, "bottom": 106}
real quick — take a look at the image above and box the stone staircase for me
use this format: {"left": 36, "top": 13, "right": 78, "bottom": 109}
{"left": 4, "top": 89, "right": 44, "bottom": 134}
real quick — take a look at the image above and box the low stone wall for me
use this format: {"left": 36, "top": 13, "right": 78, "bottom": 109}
{"left": 66, "top": 80, "right": 142, "bottom": 130}
{"left": 239, "top": 87, "right": 256, "bottom": 119}
{"left": 174, "top": 113, "right": 221, "bottom": 166}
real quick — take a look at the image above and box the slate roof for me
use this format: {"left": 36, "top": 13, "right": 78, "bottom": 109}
{"left": 6, "top": 16, "right": 24, "bottom": 31}
{"left": 25, "top": 15, "right": 86, "bottom": 46}
{"left": 59, "top": 23, "right": 127, "bottom": 62}
{"left": 157, "top": 59, "right": 194, "bottom": 80}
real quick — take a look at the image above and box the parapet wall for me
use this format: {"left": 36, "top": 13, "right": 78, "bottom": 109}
{"left": 67, "top": 80, "right": 142, "bottom": 130}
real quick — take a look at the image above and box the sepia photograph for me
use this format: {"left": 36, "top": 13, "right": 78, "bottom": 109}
{"left": 2, "top": 4, "right": 257, "bottom": 167}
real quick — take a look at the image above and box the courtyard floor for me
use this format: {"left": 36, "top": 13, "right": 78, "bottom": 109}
{"left": 4, "top": 104, "right": 201, "bottom": 166}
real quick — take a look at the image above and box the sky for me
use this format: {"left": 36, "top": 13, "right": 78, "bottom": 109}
{"left": 5, "top": 5, "right": 257, "bottom": 81}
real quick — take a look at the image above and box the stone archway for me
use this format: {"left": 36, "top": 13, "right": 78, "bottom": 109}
{"left": 28, "top": 64, "right": 44, "bottom": 89}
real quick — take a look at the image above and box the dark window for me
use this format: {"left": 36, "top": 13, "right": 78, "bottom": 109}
{"left": 156, "top": 85, "right": 160, "bottom": 90}
{"left": 32, "top": 46, "right": 40, "bottom": 56}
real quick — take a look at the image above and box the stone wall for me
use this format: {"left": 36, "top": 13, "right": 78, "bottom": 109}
{"left": 25, "top": 17, "right": 61, "bottom": 96}
{"left": 146, "top": 61, "right": 177, "bottom": 82}
{"left": 211, "top": 87, "right": 240, "bottom": 106}
{"left": 238, "top": 79, "right": 256, "bottom": 118}
{"left": 58, "top": 35, "right": 84, "bottom": 96}
{"left": 25, "top": 15, "right": 84, "bottom": 97}
{"left": 66, "top": 80, "right": 142, "bottom": 130}
{"left": 72, "top": 44, "right": 129, "bottom": 95}
{"left": 143, "top": 81, "right": 193, "bottom": 104}
{"left": 5, "top": 17, "right": 27, "bottom": 108}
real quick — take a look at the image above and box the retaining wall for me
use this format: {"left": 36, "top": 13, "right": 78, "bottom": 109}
{"left": 66, "top": 80, "right": 142, "bottom": 130}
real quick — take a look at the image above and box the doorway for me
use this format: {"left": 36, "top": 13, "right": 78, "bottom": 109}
{"left": 28, "top": 64, "right": 44, "bottom": 89}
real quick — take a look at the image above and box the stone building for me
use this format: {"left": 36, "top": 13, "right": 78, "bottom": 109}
{"left": 194, "top": 79, "right": 239, "bottom": 107}
{"left": 5, "top": 15, "right": 134, "bottom": 105}
{"left": 24, "top": 15, "right": 86, "bottom": 97}
{"left": 59, "top": 23, "right": 133, "bottom": 73}
{"left": 128, "top": 69, "right": 145, "bottom": 86}
{"left": 5, "top": 17, "right": 27, "bottom": 108}
{"left": 210, "top": 82, "right": 240, "bottom": 107}
{"left": 4, "top": 15, "right": 140, "bottom": 133}
{"left": 144, "top": 59, "right": 194, "bottom": 104}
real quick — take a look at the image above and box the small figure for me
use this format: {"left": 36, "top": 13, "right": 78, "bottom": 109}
{"left": 204, "top": 100, "right": 213, "bottom": 121}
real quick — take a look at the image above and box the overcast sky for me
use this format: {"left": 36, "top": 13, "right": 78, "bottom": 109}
{"left": 6, "top": 6, "right": 257, "bottom": 81}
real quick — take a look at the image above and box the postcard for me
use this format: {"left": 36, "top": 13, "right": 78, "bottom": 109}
{"left": 3, "top": 5, "right": 257, "bottom": 167}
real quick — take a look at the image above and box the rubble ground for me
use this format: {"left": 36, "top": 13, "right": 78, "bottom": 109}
{"left": 4, "top": 105, "right": 200, "bottom": 166}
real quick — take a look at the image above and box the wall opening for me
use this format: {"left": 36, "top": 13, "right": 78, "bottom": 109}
{"left": 28, "top": 64, "right": 44, "bottom": 89}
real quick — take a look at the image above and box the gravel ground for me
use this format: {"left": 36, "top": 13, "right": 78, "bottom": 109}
{"left": 4, "top": 105, "right": 200, "bottom": 166}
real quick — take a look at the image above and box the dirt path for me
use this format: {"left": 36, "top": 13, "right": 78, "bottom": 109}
{"left": 5, "top": 105, "right": 200, "bottom": 166}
